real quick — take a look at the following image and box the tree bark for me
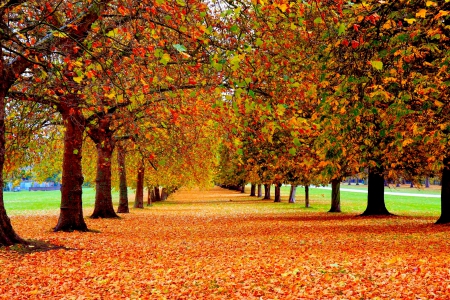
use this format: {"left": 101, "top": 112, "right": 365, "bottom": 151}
{"left": 361, "top": 166, "right": 391, "bottom": 216}
{"left": 305, "top": 185, "right": 310, "bottom": 208}
{"left": 90, "top": 141, "right": 118, "bottom": 218}
{"left": 425, "top": 177, "right": 430, "bottom": 188}
{"left": 0, "top": 91, "right": 26, "bottom": 246}
{"left": 154, "top": 186, "right": 161, "bottom": 202}
{"left": 288, "top": 185, "right": 297, "bottom": 203}
{"left": 116, "top": 144, "right": 129, "bottom": 213}
{"left": 250, "top": 184, "right": 256, "bottom": 196}
{"left": 147, "top": 186, "right": 152, "bottom": 206}
{"left": 329, "top": 179, "right": 341, "bottom": 212}
{"left": 161, "top": 187, "right": 169, "bottom": 201}
{"left": 54, "top": 105, "right": 88, "bottom": 232}
{"left": 257, "top": 184, "right": 262, "bottom": 197}
{"left": 436, "top": 157, "right": 450, "bottom": 224}
{"left": 240, "top": 182, "right": 245, "bottom": 193}
{"left": 274, "top": 183, "right": 281, "bottom": 202}
{"left": 134, "top": 164, "right": 144, "bottom": 208}
{"left": 263, "top": 184, "right": 271, "bottom": 200}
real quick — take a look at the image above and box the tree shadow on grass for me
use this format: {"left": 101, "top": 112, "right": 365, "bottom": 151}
{"left": 1, "top": 239, "right": 71, "bottom": 254}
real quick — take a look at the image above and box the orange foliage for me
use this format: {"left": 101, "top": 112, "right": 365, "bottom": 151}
{"left": 1, "top": 187, "right": 450, "bottom": 299}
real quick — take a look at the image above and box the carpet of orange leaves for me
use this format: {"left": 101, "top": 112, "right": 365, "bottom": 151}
{"left": 1, "top": 186, "right": 450, "bottom": 299}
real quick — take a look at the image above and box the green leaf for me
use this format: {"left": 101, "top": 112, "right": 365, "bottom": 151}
{"left": 255, "top": 38, "right": 263, "bottom": 47}
{"left": 173, "top": 44, "right": 187, "bottom": 52}
{"left": 293, "top": 137, "right": 301, "bottom": 147}
{"left": 338, "top": 23, "right": 346, "bottom": 35}
{"left": 314, "top": 17, "right": 323, "bottom": 24}
{"left": 370, "top": 61, "right": 383, "bottom": 70}
{"left": 289, "top": 147, "right": 297, "bottom": 156}
{"left": 73, "top": 149, "right": 79, "bottom": 155}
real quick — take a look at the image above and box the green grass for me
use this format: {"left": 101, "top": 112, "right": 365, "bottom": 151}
{"left": 3, "top": 188, "right": 119, "bottom": 214}
{"left": 278, "top": 185, "right": 441, "bottom": 217}
{"left": 2, "top": 185, "right": 442, "bottom": 218}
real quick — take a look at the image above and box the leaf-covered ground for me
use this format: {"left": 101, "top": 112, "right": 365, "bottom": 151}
{"left": 1, "top": 186, "right": 450, "bottom": 299}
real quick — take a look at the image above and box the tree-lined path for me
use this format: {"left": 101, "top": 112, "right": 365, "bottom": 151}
{"left": 1, "top": 187, "right": 450, "bottom": 299}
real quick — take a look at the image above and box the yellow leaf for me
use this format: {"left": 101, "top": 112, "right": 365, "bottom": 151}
{"left": 73, "top": 76, "right": 83, "bottom": 84}
{"left": 416, "top": 9, "right": 427, "bottom": 18}
{"left": 426, "top": 1, "right": 437, "bottom": 6}
{"left": 404, "top": 18, "right": 417, "bottom": 24}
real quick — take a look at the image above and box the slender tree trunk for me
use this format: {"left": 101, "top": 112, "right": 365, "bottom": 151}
{"left": 154, "top": 186, "right": 161, "bottom": 202}
{"left": 348, "top": 177, "right": 351, "bottom": 185}
{"left": 425, "top": 177, "right": 430, "bottom": 188}
{"left": 362, "top": 166, "right": 390, "bottom": 216}
{"left": 91, "top": 141, "right": 118, "bottom": 218}
{"left": 240, "top": 182, "right": 245, "bottom": 193}
{"left": 329, "top": 179, "right": 341, "bottom": 212}
{"left": 436, "top": 157, "right": 450, "bottom": 224}
{"left": 274, "top": 183, "right": 281, "bottom": 202}
{"left": 117, "top": 144, "right": 129, "bottom": 213}
{"left": 356, "top": 177, "right": 359, "bottom": 185}
{"left": 257, "top": 184, "right": 262, "bottom": 197}
{"left": 263, "top": 184, "right": 271, "bottom": 200}
{"left": 134, "top": 164, "right": 144, "bottom": 208}
{"left": 0, "top": 92, "right": 25, "bottom": 246}
{"left": 147, "top": 186, "right": 152, "bottom": 206}
{"left": 288, "top": 185, "right": 297, "bottom": 203}
{"left": 250, "top": 184, "right": 256, "bottom": 196}
{"left": 54, "top": 107, "right": 88, "bottom": 232}
{"left": 410, "top": 182, "right": 414, "bottom": 188}
{"left": 305, "top": 185, "right": 310, "bottom": 208}
{"left": 161, "top": 187, "right": 168, "bottom": 201}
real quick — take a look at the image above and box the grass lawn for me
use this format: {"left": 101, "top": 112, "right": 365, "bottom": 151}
{"left": 3, "top": 184, "right": 442, "bottom": 218}
{"left": 3, "top": 188, "right": 119, "bottom": 214}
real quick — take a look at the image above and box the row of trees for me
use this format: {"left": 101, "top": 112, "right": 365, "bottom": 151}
{"left": 214, "top": 0, "right": 450, "bottom": 221}
{"left": 1, "top": 0, "right": 449, "bottom": 246}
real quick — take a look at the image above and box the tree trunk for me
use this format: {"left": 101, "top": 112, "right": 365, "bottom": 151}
{"left": 134, "top": 164, "right": 144, "bottom": 208}
{"left": 257, "top": 184, "right": 262, "bottom": 197}
{"left": 250, "top": 184, "right": 256, "bottom": 196}
{"left": 288, "top": 185, "right": 297, "bottom": 203}
{"left": 425, "top": 177, "right": 430, "bottom": 188}
{"left": 263, "top": 184, "right": 271, "bottom": 200}
{"left": 436, "top": 157, "right": 450, "bottom": 224}
{"left": 91, "top": 141, "right": 118, "bottom": 218}
{"left": 116, "top": 144, "right": 129, "bottom": 213}
{"left": 0, "top": 92, "right": 26, "bottom": 246}
{"left": 274, "top": 183, "right": 281, "bottom": 202}
{"left": 329, "top": 179, "right": 341, "bottom": 212}
{"left": 361, "top": 166, "right": 391, "bottom": 216}
{"left": 305, "top": 185, "right": 310, "bottom": 208}
{"left": 154, "top": 186, "right": 161, "bottom": 202}
{"left": 356, "top": 177, "right": 359, "bottom": 185}
{"left": 161, "top": 187, "right": 168, "bottom": 201}
{"left": 348, "top": 177, "right": 351, "bottom": 185}
{"left": 147, "top": 186, "right": 152, "bottom": 206}
{"left": 54, "top": 107, "right": 88, "bottom": 232}
{"left": 240, "top": 182, "right": 245, "bottom": 193}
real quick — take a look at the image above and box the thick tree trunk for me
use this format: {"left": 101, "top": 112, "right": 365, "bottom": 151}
{"left": 116, "top": 145, "right": 129, "bottom": 213}
{"left": 54, "top": 107, "right": 88, "bottom": 232}
{"left": 288, "top": 185, "right": 297, "bottom": 203}
{"left": 274, "top": 183, "right": 281, "bottom": 202}
{"left": 436, "top": 157, "right": 450, "bottom": 224}
{"left": 250, "top": 184, "right": 256, "bottom": 196}
{"left": 305, "top": 185, "right": 310, "bottom": 208}
{"left": 329, "top": 179, "right": 341, "bottom": 212}
{"left": 154, "top": 186, "right": 161, "bottom": 202}
{"left": 257, "top": 184, "right": 262, "bottom": 197}
{"left": 134, "top": 164, "right": 144, "bottom": 208}
{"left": 91, "top": 142, "right": 118, "bottom": 218}
{"left": 263, "top": 184, "right": 271, "bottom": 200}
{"left": 0, "top": 92, "right": 26, "bottom": 246}
{"left": 362, "top": 166, "right": 391, "bottom": 216}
